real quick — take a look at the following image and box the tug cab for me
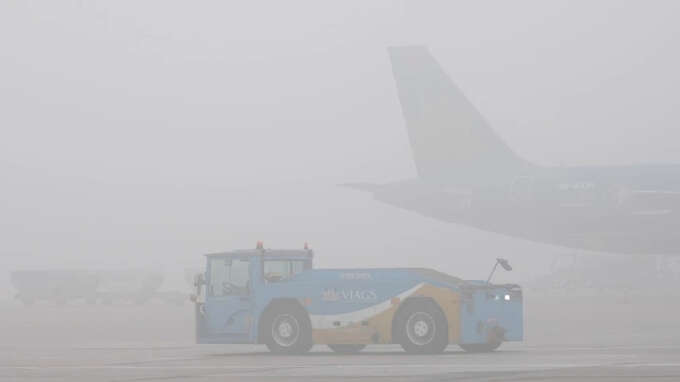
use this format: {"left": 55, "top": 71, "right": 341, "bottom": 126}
{"left": 193, "top": 244, "right": 313, "bottom": 344}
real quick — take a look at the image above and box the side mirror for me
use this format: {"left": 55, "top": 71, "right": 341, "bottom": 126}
{"left": 189, "top": 294, "right": 198, "bottom": 302}
{"left": 193, "top": 273, "right": 206, "bottom": 287}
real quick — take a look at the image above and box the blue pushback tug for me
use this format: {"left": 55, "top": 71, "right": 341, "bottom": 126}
{"left": 192, "top": 243, "right": 523, "bottom": 354}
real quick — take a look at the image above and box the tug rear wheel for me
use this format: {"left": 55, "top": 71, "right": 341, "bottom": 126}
{"left": 394, "top": 299, "right": 448, "bottom": 354}
{"left": 327, "top": 344, "right": 366, "bottom": 354}
{"left": 261, "top": 303, "right": 313, "bottom": 354}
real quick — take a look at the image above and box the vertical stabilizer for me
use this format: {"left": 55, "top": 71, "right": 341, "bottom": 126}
{"left": 389, "top": 46, "right": 529, "bottom": 185}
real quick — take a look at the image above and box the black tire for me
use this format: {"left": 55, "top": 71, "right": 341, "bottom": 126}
{"left": 327, "top": 344, "right": 366, "bottom": 354}
{"left": 261, "top": 303, "right": 313, "bottom": 354}
{"left": 394, "top": 299, "right": 448, "bottom": 354}
{"left": 459, "top": 342, "right": 502, "bottom": 353}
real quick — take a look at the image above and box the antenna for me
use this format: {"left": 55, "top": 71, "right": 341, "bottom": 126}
{"left": 487, "top": 258, "right": 512, "bottom": 284}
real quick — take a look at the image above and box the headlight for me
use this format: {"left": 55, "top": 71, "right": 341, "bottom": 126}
{"left": 504, "top": 294, "right": 510, "bottom": 301}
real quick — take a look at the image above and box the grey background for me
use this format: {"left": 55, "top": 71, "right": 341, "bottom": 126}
{"left": 2, "top": 0, "right": 679, "bottom": 296}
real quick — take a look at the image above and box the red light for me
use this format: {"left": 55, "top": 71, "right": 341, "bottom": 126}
{"left": 256, "top": 241, "right": 263, "bottom": 249}
{"left": 304, "top": 242, "right": 309, "bottom": 250}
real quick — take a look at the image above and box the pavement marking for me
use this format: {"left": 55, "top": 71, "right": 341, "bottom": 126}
{"left": 0, "top": 363, "right": 639, "bottom": 370}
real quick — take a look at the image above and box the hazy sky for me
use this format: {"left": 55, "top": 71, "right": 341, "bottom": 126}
{"left": 2, "top": 1, "right": 679, "bottom": 288}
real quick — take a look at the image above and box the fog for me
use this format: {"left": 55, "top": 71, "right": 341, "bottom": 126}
{"left": 1, "top": 1, "right": 680, "bottom": 381}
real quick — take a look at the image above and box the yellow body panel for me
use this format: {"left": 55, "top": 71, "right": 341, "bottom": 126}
{"left": 311, "top": 283, "right": 461, "bottom": 345}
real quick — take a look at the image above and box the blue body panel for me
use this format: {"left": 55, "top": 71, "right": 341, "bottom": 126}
{"left": 459, "top": 281, "right": 524, "bottom": 344}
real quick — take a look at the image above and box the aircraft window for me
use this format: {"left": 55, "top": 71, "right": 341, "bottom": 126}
{"left": 263, "top": 260, "right": 305, "bottom": 283}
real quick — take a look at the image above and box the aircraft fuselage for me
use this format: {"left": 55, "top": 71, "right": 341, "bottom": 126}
{"left": 367, "top": 164, "right": 680, "bottom": 255}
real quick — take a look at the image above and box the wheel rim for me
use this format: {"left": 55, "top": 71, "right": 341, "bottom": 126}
{"left": 406, "top": 311, "right": 436, "bottom": 346}
{"left": 271, "top": 314, "right": 300, "bottom": 347}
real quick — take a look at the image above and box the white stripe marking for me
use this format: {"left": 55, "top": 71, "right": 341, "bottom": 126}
{"left": 309, "top": 283, "right": 424, "bottom": 329}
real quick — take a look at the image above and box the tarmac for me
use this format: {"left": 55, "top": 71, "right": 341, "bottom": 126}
{"left": 4, "top": 344, "right": 680, "bottom": 381}
{"left": 2, "top": 291, "right": 680, "bottom": 381}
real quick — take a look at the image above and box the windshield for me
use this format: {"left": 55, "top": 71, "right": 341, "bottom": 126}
{"left": 208, "top": 257, "right": 250, "bottom": 297}
{"left": 263, "top": 260, "right": 306, "bottom": 283}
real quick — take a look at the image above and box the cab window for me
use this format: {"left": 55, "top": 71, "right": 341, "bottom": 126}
{"left": 208, "top": 257, "right": 250, "bottom": 296}
{"left": 263, "top": 260, "right": 306, "bottom": 283}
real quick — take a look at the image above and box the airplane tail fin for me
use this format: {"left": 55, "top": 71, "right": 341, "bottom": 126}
{"left": 388, "top": 46, "right": 530, "bottom": 185}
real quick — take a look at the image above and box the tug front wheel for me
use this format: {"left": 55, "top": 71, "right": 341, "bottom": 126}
{"left": 394, "top": 299, "right": 449, "bottom": 354}
{"left": 261, "top": 303, "right": 313, "bottom": 354}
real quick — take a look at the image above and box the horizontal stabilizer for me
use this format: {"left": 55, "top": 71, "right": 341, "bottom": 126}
{"left": 341, "top": 182, "right": 381, "bottom": 193}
